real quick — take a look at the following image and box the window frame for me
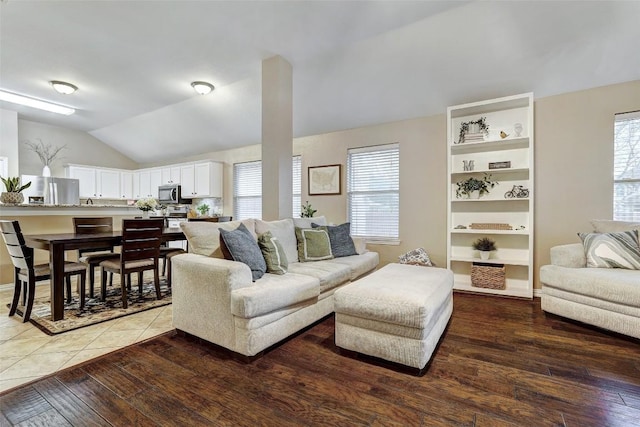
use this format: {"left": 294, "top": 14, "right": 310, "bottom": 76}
{"left": 346, "top": 143, "right": 400, "bottom": 244}
{"left": 613, "top": 111, "right": 640, "bottom": 222}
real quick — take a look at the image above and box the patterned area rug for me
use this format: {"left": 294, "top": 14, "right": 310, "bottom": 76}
{"left": 13, "top": 281, "right": 172, "bottom": 335}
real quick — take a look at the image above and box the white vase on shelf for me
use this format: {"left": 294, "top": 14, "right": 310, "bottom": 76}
{"left": 42, "top": 165, "right": 51, "bottom": 177}
{"left": 480, "top": 251, "right": 491, "bottom": 260}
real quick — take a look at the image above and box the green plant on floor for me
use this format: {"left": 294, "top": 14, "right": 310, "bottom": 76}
{"left": 197, "top": 203, "right": 210, "bottom": 216}
{"left": 1, "top": 176, "right": 31, "bottom": 193}
{"left": 301, "top": 201, "right": 317, "bottom": 218}
{"left": 472, "top": 237, "right": 497, "bottom": 252}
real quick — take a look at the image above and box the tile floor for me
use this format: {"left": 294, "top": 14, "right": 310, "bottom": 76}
{"left": 0, "top": 283, "right": 173, "bottom": 393}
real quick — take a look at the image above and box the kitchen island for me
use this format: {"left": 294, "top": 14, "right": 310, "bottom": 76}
{"left": 0, "top": 204, "right": 142, "bottom": 285}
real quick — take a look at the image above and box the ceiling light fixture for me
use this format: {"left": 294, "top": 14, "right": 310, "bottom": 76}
{"left": 50, "top": 80, "right": 78, "bottom": 95}
{"left": 191, "top": 81, "right": 214, "bottom": 95}
{"left": 0, "top": 89, "right": 75, "bottom": 115}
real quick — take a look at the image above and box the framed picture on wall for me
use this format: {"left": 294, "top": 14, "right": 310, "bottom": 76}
{"left": 308, "top": 164, "right": 341, "bottom": 195}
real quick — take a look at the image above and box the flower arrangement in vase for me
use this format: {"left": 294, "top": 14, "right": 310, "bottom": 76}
{"left": 135, "top": 197, "right": 158, "bottom": 217}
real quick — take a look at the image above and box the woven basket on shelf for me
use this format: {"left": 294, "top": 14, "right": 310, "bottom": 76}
{"left": 471, "top": 262, "right": 506, "bottom": 289}
{"left": 468, "top": 223, "right": 512, "bottom": 230}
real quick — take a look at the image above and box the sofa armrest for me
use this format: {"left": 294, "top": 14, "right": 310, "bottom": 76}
{"left": 171, "top": 253, "right": 254, "bottom": 351}
{"left": 550, "top": 243, "right": 586, "bottom": 268}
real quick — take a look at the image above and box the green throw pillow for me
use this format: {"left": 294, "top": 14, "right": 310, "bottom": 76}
{"left": 578, "top": 230, "right": 640, "bottom": 269}
{"left": 258, "top": 231, "right": 288, "bottom": 275}
{"left": 295, "top": 227, "right": 333, "bottom": 262}
{"left": 311, "top": 222, "right": 357, "bottom": 258}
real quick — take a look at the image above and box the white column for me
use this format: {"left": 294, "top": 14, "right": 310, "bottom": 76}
{"left": 261, "top": 55, "right": 293, "bottom": 220}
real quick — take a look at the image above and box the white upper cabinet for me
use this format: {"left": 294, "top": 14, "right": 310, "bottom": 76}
{"left": 161, "top": 166, "right": 181, "bottom": 185}
{"left": 96, "top": 169, "right": 120, "bottom": 199}
{"left": 66, "top": 165, "right": 97, "bottom": 198}
{"left": 120, "top": 171, "right": 134, "bottom": 199}
{"left": 180, "top": 161, "right": 222, "bottom": 198}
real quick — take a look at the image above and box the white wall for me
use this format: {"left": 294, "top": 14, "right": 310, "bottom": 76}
{"left": 0, "top": 109, "right": 19, "bottom": 177}
{"left": 18, "top": 120, "right": 139, "bottom": 176}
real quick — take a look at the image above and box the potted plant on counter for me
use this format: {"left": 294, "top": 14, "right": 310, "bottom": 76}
{"left": 1, "top": 176, "right": 31, "bottom": 204}
{"left": 197, "top": 203, "right": 210, "bottom": 217}
{"left": 472, "top": 237, "right": 497, "bottom": 260}
{"left": 301, "top": 201, "right": 317, "bottom": 218}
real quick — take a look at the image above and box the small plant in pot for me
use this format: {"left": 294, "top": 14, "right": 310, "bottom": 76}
{"left": 1, "top": 176, "right": 32, "bottom": 204}
{"left": 197, "top": 203, "right": 210, "bottom": 217}
{"left": 455, "top": 173, "right": 498, "bottom": 199}
{"left": 472, "top": 237, "right": 497, "bottom": 260}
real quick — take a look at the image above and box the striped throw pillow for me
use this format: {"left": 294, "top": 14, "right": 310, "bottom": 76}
{"left": 578, "top": 230, "right": 640, "bottom": 270}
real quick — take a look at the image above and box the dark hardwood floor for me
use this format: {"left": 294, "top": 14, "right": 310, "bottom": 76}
{"left": 1, "top": 293, "right": 639, "bottom": 426}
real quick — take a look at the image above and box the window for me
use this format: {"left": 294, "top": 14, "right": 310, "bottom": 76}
{"left": 233, "top": 161, "right": 262, "bottom": 220}
{"left": 347, "top": 143, "right": 400, "bottom": 241}
{"left": 614, "top": 111, "right": 640, "bottom": 221}
{"left": 292, "top": 156, "right": 302, "bottom": 218}
{"left": 233, "top": 157, "right": 302, "bottom": 220}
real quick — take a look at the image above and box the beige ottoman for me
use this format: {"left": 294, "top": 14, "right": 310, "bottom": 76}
{"left": 334, "top": 263, "right": 453, "bottom": 371}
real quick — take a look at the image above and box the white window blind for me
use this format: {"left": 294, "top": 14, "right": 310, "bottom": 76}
{"left": 233, "top": 157, "right": 302, "bottom": 220}
{"left": 292, "top": 156, "right": 302, "bottom": 218}
{"left": 614, "top": 111, "right": 640, "bottom": 221}
{"left": 233, "top": 161, "right": 262, "bottom": 220}
{"left": 347, "top": 143, "right": 400, "bottom": 241}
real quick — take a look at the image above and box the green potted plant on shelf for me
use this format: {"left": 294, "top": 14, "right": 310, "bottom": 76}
{"left": 197, "top": 203, "right": 210, "bottom": 217}
{"left": 472, "top": 237, "right": 497, "bottom": 260}
{"left": 455, "top": 173, "right": 498, "bottom": 199}
{"left": 1, "top": 176, "right": 32, "bottom": 204}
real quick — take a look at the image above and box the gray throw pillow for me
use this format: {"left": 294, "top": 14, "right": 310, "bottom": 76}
{"left": 311, "top": 222, "right": 357, "bottom": 258}
{"left": 578, "top": 230, "right": 640, "bottom": 269}
{"left": 258, "top": 231, "right": 288, "bottom": 275}
{"left": 219, "top": 223, "right": 266, "bottom": 281}
{"left": 295, "top": 227, "right": 333, "bottom": 262}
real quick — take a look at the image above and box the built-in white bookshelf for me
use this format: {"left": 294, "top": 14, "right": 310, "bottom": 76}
{"left": 446, "top": 93, "right": 534, "bottom": 299}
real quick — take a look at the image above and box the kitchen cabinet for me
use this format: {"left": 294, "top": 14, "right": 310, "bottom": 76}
{"left": 161, "top": 166, "right": 181, "bottom": 185}
{"left": 149, "top": 169, "right": 162, "bottom": 198}
{"left": 97, "top": 169, "right": 120, "bottom": 199}
{"left": 447, "top": 92, "right": 534, "bottom": 299}
{"left": 180, "top": 161, "right": 222, "bottom": 198}
{"left": 66, "top": 165, "right": 97, "bottom": 198}
{"left": 121, "top": 171, "right": 134, "bottom": 199}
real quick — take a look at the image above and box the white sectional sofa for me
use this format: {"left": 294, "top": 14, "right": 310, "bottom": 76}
{"left": 171, "top": 217, "right": 379, "bottom": 357}
{"left": 540, "top": 220, "right": 640, "bottom": 339}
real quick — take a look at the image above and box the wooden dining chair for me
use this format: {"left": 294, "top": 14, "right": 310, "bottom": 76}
{"left": 99, "top": 218, "right": 164, "bottom": 309}
{"left": 73, "top": 217, "right": 119, "bottom": 299}
{"left": 0, "top": 220, "right": 87, "bottom": 321}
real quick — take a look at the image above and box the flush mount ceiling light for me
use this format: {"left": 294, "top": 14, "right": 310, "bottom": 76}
{"left": 0, "top": 89, "right": 75, "bottom": 115}
{"left": 191, "top": 81, "right": 214, "bottom": 95}
{"left": 50, "top": 80, "right": 78, "bottom": 95}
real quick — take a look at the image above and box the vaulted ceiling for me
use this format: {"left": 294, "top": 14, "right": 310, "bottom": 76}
{"left": 1, "top": 1, "right": 639, "bottom": 163}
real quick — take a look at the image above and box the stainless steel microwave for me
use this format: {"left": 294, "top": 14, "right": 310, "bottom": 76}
{"left": 158, "top": 184, "right": 185, "bottom": 204}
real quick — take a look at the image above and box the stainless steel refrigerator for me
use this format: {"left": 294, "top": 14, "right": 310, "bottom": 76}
{"left": 21, "top": 175, "right": 80, "bottom": 205}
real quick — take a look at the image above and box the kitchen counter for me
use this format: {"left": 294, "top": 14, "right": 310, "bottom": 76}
{"left": 0, "top": 204, "right": 140, "bottom": 216}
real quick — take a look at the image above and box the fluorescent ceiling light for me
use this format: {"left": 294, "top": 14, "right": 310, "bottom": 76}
{"left": 50, "top": 80, "right": 78, "bottom": 95}
{"left": 0, "top": 89, "right": 75, "bottom": 115}
{"left": 191, "top": 81, "right": 214, "bottom": 95}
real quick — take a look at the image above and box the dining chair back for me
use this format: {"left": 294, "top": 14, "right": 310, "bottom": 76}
{"left": 0, "top": 220, "right": 87, "bottom": 321}
{"left": 73, "top": 217, "right": 118, "bottom": 298}
{"left": 99, "top": 218, "right": 164, "bottom": 309}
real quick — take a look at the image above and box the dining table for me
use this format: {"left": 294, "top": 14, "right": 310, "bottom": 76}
{"left": 24, "top": 227, "right": 186, "bottom": 321}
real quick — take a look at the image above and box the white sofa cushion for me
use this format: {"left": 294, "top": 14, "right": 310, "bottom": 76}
{"left": 181, "top": 219, "right": 256, "bottom": 258}
{"left": 329, "top": 251, "right": 380, "bottom": 281}
{"left": 230, "top": 272, "right": 319, "bottom": 319}
{"left": 255, "top": 218, "right": 299, "bottom": 263}
{"left": 288, "top": 260, "right": 351, "bottom": 293}
{"left": 540, "top": 265, "right": 640, "bottom": 307}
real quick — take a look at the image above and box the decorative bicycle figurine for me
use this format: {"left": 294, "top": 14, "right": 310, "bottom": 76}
{"left": 504, "top": 185, "right": 529, "bottom": 199}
